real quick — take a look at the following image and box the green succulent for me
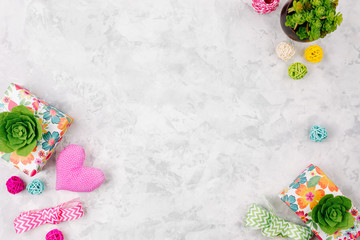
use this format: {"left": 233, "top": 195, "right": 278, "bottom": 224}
{"left": 0, "top": 105, "right": 42, "bottom": 156}
{"left": 314, "top": 6, "right": 326, "bottom": 18}
{"left": 310, "top": 0, "right": 322, "bottom": 7}
{"left": 311, "top": 194, "right": 354, "bottom": 235}
{"left": 304, "top": 11, "right": 315, "bottom": 22}
{"left": 335, "top": 13, "right": 343, "bottom": 25}
{"left": 285, "top": 15, "right": 297, "bottom": 29}
{"left": 323, "top": 0, "right": 331, "bottom": 7}
{"left": 293, "top": 12, "right": 307, "bottom": 25}
{"left": 288, "top": 0, "right": 304, "bottom": 13}
{"left": 323, "top": 19, "right": 337, "bottom": 33}
{"left": 311, "top": 19, "right": 322, "bottom": 29}
{"left": 297, "top": 26, "right": 309, "bottom": 40}
{"left": 327, "top": 9, "right": 336, "bottom": 21}
{"left": 309, "top": 27, "right": 321, "bottom": 41}
{"left": 286, "top": 0, "right": 342, "bottom": 41}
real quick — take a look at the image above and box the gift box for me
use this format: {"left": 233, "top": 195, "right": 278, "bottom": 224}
{"left": 280, "top": 164, "right": 360, "bottom": 240}
{"left": 0, "top": 83, "right": 73, "bottom": 177}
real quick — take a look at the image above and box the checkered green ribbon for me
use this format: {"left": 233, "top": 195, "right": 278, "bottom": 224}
{"left": 245, "top": 204, "right": 313, "bottom": 240}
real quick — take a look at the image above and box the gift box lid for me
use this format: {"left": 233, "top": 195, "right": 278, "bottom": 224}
{"left": 0, "top": 83, "right": 73, "bottom": 177}
{"left": 280, "top": 164, "right": 360, "bottom": 240}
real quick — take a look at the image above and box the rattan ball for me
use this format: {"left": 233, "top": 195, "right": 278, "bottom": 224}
{"left": 46, "top": 229, "right": 64, "bottom": 240}
{"left": 6, "top": 176, "right": 25, "bottom": 195}
{"left": 26, "top": 179, "right": 45, "bottom": 195}
{"left": 305, "top": 45, "right": 323, "bottom": 63}
{"left": 309, "top": 125, "right": 327, "bottom": 142}
{"left": 288, "top": 62, "right": 307, "bottom": 80}
{"left": 276, "top": 42, "right": 295, "bottom": 61}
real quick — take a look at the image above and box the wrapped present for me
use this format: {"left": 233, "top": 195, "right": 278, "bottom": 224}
{"left": 0, "top": 83, "right": 73, "bottom": 177}
{"left": 280, "top": 164, "right": 360, "bottom": 240}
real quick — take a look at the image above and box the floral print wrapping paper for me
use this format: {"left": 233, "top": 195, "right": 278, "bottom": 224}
{"left": 0, "top": 83, "right": 73, "bottom": 177}
{"left": 280, "top": 164, "right": 360, "bottom": 240}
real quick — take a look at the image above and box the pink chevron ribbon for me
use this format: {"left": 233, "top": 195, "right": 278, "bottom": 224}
{"left": 14, "top": 198, "right": 84, "bottom": 234}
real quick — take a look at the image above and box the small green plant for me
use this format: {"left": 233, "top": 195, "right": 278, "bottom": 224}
{"left": 285, "top": 0, "right": 343, "bottom": 41}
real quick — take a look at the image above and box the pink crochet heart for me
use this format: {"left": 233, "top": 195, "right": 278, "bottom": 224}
{"left": 56, "top": 145, "right": 105, "bottom": 192}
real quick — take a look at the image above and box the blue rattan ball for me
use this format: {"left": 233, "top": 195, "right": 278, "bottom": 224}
{"left": 309, "top": 125, "right": 327, "bottom": 142}
{"left": 26, "top": 179, "right": 45, "bottom": 195}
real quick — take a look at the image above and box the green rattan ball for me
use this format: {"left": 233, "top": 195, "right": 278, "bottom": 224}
{"left": 288, "top": 62, "right": 307, "bottom": 80}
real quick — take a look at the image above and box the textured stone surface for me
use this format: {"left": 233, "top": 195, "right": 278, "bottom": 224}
{"left": 0, "top": 0, "right": 359, "bottom": 239}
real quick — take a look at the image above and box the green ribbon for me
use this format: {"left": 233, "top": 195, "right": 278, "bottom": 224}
{"left": 245, "top": 204, "right": 313, "bottom": 240}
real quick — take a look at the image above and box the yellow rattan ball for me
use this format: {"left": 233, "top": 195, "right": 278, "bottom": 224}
{"left": 305, "top": 45, "right": 323, "bottom": 63}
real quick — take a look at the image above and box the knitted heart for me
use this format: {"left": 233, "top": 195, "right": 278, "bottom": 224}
{"left": 56, "top": 145, "right": 105, "bottom": 192}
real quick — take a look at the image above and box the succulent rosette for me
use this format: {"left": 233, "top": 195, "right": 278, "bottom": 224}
{"left": 311, "top": 194, "right": 354, "bottom": 235}
{"left": 0, "top": 105, "right": 42, "bottom": 156}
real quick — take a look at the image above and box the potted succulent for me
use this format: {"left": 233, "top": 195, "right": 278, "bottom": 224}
{"left": 280, "top": 0, "right": 343, "bottom": 42}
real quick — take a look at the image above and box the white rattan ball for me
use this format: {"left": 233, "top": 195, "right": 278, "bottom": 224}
{"left": 276, "top": 42, "right": 295, "bottom": 61}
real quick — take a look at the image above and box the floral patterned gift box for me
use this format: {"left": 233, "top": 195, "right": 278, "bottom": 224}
{"left": 0, "top": 83, "right": 73, "bottom": 177}
{"left": 280, "top": 164, "right": 360, "bottom": 240}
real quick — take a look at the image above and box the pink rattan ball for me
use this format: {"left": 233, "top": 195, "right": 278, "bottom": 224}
{"left": 46, "top": 229, "right": 64, "bottom": 240}
{"left": 252, "top": 0, "right": 280, "bottom": 14}
{"left": 6, "top": 176, "right": 25, "bottom": 194}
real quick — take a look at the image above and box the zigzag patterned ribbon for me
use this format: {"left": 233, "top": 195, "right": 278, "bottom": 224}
{"left": 245, "top": 204, "right": 313, "bottom": 240}
{"left": 14, "top": 198, "right": 84, "bottom": 234}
